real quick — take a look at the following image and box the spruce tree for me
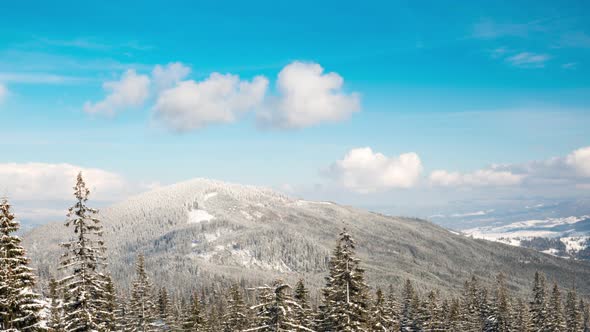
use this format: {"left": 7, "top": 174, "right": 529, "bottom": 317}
{"left": 101, "top": 276, "right": 117, "bottom": 331}
{"left": 59, "top": 173, "right": 109, "bottom": 332}
{"left": 581, "top": 298, "right": 590, "bottom": 332}
{"left": 459, "top": 277, "right": 482, "bottom": 332}
{"left": 487, "top": 272, "right": 512, "bottom": 332}
{"left": 399, "top": 279, "right": 419, "bottom": 332}
{"left": 292, "top": 279, "right": 314, "bottom": 332}
{"left": 369, "top": 288, "right": 393, "bottom": 331}
{"left": 182, "top": 292, "right": 206, "bottom": 331}
{"left": 547, "top": 282, "right": 566, "bottom": 331}
{"left": 157, "top": 287, "right": 177, "bottom": 330}
{"left": 385, "top": 284, "right": 400, "bottom": 331}
{"left": 0, "top": 198, "right": 44, "bottom": 331}
{"left": 47, "top": 277, "right": 64, "bottom": 332}
{"left": 129, "top": 254, "right": 157, "bottom": 331}
{"left": 320, "top": 229, "right": 370, "bottom": 331}
{"left": 512, "top": 298, "right": 531, "bottom": 332}
{"left": 565, "top": 287, "right": 581, "bottom": 332}
{"left": 248, "top": 280, "right": 302, "bottom": 332}
{"left": 530, "top": 271, "right": 548, "bottom": 331}
{"left": 223, "top": 284, "right": 248, "bottom": 332}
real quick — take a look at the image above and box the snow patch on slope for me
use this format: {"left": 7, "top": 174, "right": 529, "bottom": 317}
{"left": 187, "top": 209, "right": 215, "bottom": 224}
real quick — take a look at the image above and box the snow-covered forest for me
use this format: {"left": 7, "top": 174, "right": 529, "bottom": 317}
{"left": 2, "top": 174, "right": 590, "bottom": 331}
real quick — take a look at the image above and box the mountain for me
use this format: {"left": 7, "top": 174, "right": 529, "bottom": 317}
{"left": 23, "top": 178, "right": 590, "bottom": 297}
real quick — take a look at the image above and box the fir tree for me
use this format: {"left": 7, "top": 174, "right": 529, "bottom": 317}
{"left": 486, "top": 272, "right": 512, "bottom": 332}
{"left": 581, "top": 299, "right": 590, "bottom": 332}
{"left": 530, "top": 271, "right": 548, "bottom": 331}
{"left": 129, "top": 254, "right": 158, "bottom": 331}
{"left": 157, "top": 287, "right": 177, "bottom": 330}
{"left": 565, "top": 287, "right": 581, "bottom": 332}
{"left": 547, "top": 282, "right": 566, "bottom": 332}
{"left": 182, "top": 292, "right": 206, "bottom": 331}
{"left": 101, "top": 276, "right": 117, "bottom": 331}
{"left": 459, "top": 277, "right": 482, "bottom": 332}
{"left": 47, "top": 277, "right": 64, "bottom": 332}
{"left": 0, "top": 198, "right": 44, "bottom": 331}
{"left": 512, "top": 298, "right": 531, "bottom": 332}
{"left": 319, "top": 229, "right": 370, "bottom": 331}
{"left": 59, "top": 173, "right": 109, "bottom": 332}
{"left": 369, "top": 288, "right": 393, "bottom": 331}
{"left": 292, "top": 279, "right": 314, "bottom": 332}
{"left": 248, "top": 280, "right": 307, "bottom": 332}
{"left": 385, "top": 284, "right": 400, "bottom": 331}
{"left": 399, "top": 279, "right": 419, "bottom": 332}
{"left": 223, "top": 284, "right": 249, "bottom": 332}
{"left": 419, "top": 290, "right": 443, "bottom": 332}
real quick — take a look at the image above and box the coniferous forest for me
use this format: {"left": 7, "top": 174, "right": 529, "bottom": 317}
{"left": 2, "top": 174, "right": 590, "bottom": 331}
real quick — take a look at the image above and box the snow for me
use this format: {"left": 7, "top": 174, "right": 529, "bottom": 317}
{"left": 541, "top": 248, "right": 561, "bottom": 257}
{"left": 187, "top": 209, "right": 215, "bottom": 224}
{"left": 561, "top": 236, "right": 589, "bottom": 254}
{"left": 203, "top": 191, "right": 218, "bottom": 201}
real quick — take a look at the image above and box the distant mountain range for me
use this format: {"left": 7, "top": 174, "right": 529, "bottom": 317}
{"left": 22, "top": 178, "right": 590, "bottom": 296}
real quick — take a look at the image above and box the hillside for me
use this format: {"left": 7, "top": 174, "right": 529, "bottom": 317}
{"left": 23, "top": 178, "right": 590, "bottom": 296}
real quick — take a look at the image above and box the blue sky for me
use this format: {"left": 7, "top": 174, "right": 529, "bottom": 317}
{"left": 1, "top": 1, "right": 589, "bottom": 223}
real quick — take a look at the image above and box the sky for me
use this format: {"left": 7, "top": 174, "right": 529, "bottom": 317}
{"left": 1, "top": 0, "right": 589, "bottom": 225}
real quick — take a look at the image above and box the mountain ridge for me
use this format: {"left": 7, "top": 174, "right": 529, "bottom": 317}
{"left": 23, "top": 178, "right": 590, "bottom": 297}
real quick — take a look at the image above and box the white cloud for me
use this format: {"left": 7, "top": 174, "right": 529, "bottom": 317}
{"left": 152, "top": 62, "right": 191, "bottom": 91}
{"left": 153, "top": 73, "right": 268, "bottom": 131}
{"left": 0, "top": 72, "right": 89, "bottom": 84}
{"left": 472, "top": 19, "right": 543, "bottom": 39}
{"left": 0, "top": 83, "right": 7, "bottom": 104}
{"left": 506, "top": 52, "right": 550, "bottom": 68}
{"left": 259, "top": 61, "right": 360, "bottom": 129}
{"left": 83, "top": 69, "right": 150, "bottom": 115}
{"left": 327, "top": 147, "right": 422, "bottom": 193}
{"left": 566, "top": 146, "right": 590, "bottom": 177}
{"left": 0, "top": 162, "right": 128, "bottom": 201}
{"left": 430, "top": 169, "right": 524, "bottom": 187}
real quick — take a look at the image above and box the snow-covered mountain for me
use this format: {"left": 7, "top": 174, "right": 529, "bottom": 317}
{"left": 463, "top": 215, "right": 590, "bottom": 260}
{"left": 23, "top": 178, "right": 590, "bottom": 296}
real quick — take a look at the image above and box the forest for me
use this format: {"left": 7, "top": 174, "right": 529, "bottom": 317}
{"left": 2, "top": 173, "right": 590, "bottom": 332}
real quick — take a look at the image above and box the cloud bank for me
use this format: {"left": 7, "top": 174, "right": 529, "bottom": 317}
{"left": 84, "top": 69, "right": 150, "bottom": 115}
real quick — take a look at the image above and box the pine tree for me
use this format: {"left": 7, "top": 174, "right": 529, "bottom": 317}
{"left": 547, "top": 282, "right": 566, "bottom": 332}
{"left": 223, "top": 284, "right": 249, "bottom": 332}
{"left": 512, "top": 298, "right": 531, "bottom": 332}
{"left": 157, "top": 287, "right": 177, "bottom": 330}
{"left": 59, "top": 173, "right": 109, "bottom": 332}
{"left": 129, "top": 254, "right": 157, "bottom": 331}
{"left": 370, "top": 288, "right": 393, "bottom": 331}
{"left": 530, "top": 271, "right": 548, "bottom": 331}
{"left": 419, "top": 290, "right": 443, "bottom": 332}
{"left": 399, "top": 279, "right": 419, "bottom": 332}
{"left": 101, "top": 276, "right": 117, "bottom": 331}
{"left": 444, "top": 298, "right": 461, "bottom": 331}
{"left": 581, "top": 299, "right": 590, "bottom": 332}
{"left": 319, "top": 229, "right": 370, "bottom": 331}
{"left": 292, "top": 280, "right": 314, "bottom": 332}
{"left": 0, "top": 198, "right": 44, "bottom": 331}
{"left": 47, "top": 277, "right": 64, "bottom": 332}
{"left": 182, "top": 292, "right": 206, "bottom": 331}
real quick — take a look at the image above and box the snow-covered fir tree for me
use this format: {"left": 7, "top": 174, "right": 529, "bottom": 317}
{"left": 47, "top": 277, "right": 64, "bottom": 332}
{"left": 582, "top": 298, "right": 590, "bottom": 332}
{"left": 565, "top": 287, "right": 581, "bottom": 332}
{"left": 512, "top": 298, "right": 531, "bottom": 332}
{"left": 292, "top": 279, "right": 314, "bottom": 332}
{"left": 369, "top": 288, "right": 392, "bottom": 331}
{"left": 530, "top": 271, "right": 548, "bottom": 331}
{"left": 547, "top": 282, "right": 566, "bottom": 331}
{"left": 0, "top": 198, "right": 44, "bottom": 331}
{"left": 319, "top": 229, "right": 370, "bottom": 331}
{"left": 248, "top": 280, "right": 309, "bottom": 332}
{"left": 223, "top": 284, "right": 249, "bottom": 332}
{"left": 485, "top": 272, "right": 511, "bottom": 332}
{"left": 182, "top": 292, "right": 206, "bottom": 331}
{"left": 59, "top": 173, "right": 110, "bottom": 332}
{"left": 419, "top": 290, "right": 443, "bottom": 332}
{"left": 399, "top": 279, "right": 419, "bottom": 332}
{"left": 129, "top": 254, "right": 158, "bottom": 331}
{"left": 459, "top": 277, "right": 483, "bottom": 332}
{"left": 157, "top": 287, "right": 177, "bottom": 330}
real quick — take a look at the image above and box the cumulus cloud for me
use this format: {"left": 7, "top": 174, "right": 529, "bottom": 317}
{"left": 259, "top": 61, "right": 360, "bottom": 129}
{"left": 83, "top": 69, "right": 150, "bottom": 115}
{"left": 430, "top": 169, "right": 524, "bottom": 187}
{"left": 327, "top": 147, "right": 423, "bottom": 193}
{"left": 566, "top": 146, "right": 590, "bottom": 177}
{"left": 0, "top": 163, "right": 128, "bottom": 201}
{"left": 153, "top": 73, "right": 268, "bottom": 131}
{"left": 152, "top": 62, "right": 191, "bottom": 91}
{"left": 506, "top": 52, "right": 550, "bottom": 68}
{"left": 0, "top": 83, "right": 7, "bottom": 104}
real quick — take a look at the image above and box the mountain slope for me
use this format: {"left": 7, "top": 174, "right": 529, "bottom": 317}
{"left": 23, "top": 178, "right": 590, "bottom": 296}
